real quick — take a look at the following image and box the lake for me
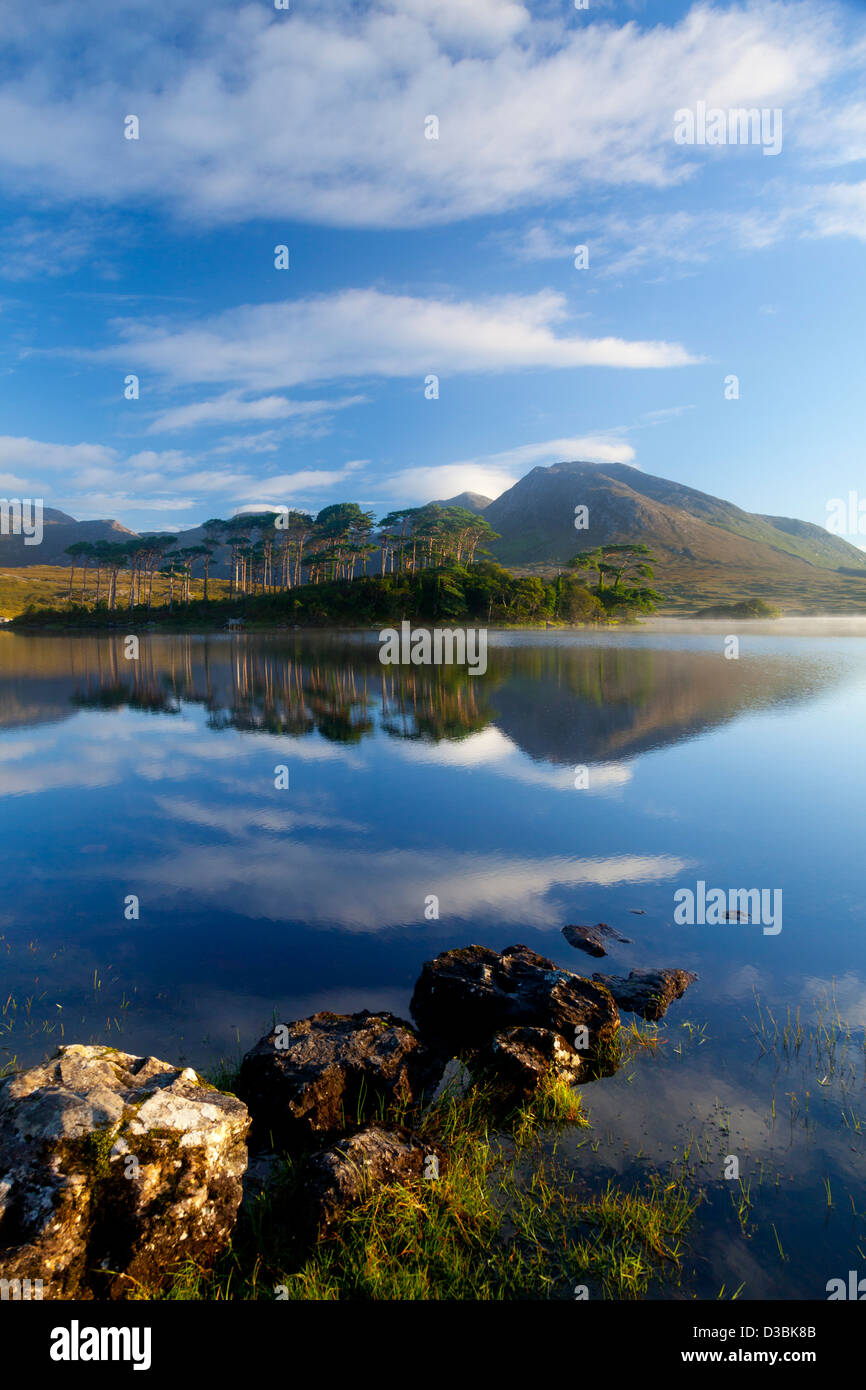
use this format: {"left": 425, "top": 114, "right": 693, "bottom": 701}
{"left": 2, "top": 622, "right": 865, "bottom": 1298}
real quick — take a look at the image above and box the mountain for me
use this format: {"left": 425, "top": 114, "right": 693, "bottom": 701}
{"left": 3, "top": 464, "right": 866, "bottom": 611}
{"left": 431, "top": 491, "right": 493, "bottom": 514}
{"left": 0, "top": 508, "right": 136, "bottom": 566}
{"left": 481, "top": 460, "right": 866, "bottom": 608}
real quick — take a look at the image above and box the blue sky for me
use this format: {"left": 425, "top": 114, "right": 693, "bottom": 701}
{"left": 0, "top": 0, "right": 864, "bottom": 538}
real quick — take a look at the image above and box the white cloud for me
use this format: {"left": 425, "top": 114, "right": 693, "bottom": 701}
{"left": 250, "top": 461, "right": 368, "bottom": 497}
{"left": 0, "top": 434, "right": 374, "bottom": 519}
{"left": 94, "top": 288, "right": 697, "bottom": 392}
{"left": 0, "top": 0, "right": 852, "bottom": 229}
{"left": 384, "top": 434, "right": 636, "bottom": 502}
{"left": 117, "top": 838, "right": 687, "bottom": 932}
{"left": 384, "top": 0, "right": 529, "bottom": 50}
{"left": 806, "top": 179, "right": 866, "bottom": 239}
{"left": 148, "top": 391, "right": 367, "bottom": 434}
{"left": 0, "top": 427, "right": 640, "bottom": 522}
{"left": 387, "top": 726, "right": 634, "bottom": 793}
{"left": 512, "top": 178, "right": 866, "bottom": 277}
{"left": 0, "top": 214, "right": 116, "bottom": 280}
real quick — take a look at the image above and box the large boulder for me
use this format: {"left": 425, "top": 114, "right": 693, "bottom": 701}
{"left": 238, "top": 1011, "right": 441, "bottom": 1152}
{"left": 0, "top": 1045, "right": 249, "bottom": 1300}
{"left": 301, "top": 1126, "right": 439, "bottom": 1234}
{"left": 592, "top": 967, "right": 698, "bottom": 1021}
{"left": 410, "top": 944, "right": 619, "bottom": 1059}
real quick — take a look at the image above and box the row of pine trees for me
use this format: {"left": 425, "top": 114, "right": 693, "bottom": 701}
{"left": 63, "top": 502, "right": 500, "bottom": 609}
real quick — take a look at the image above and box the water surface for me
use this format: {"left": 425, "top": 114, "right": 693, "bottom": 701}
{"left": 2, "top": 624, "right": 865, "bottom": 1298}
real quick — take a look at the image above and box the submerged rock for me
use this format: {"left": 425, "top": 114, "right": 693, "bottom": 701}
{"left": 562, "top": 923, "right": 632, "bottom": 957}
{"left": 410, "top": 944, "right": 619, "bottom": 1060}
{"left": 0, "top": 1044, "right": 249, "bottom": 1300}
{"left": 591, "top": 968, "right": 698, "bottom": 1021}
{"left": 301, "top": 1125, "right": 438, "bottom": 1233}
{"left": 238, "top": 1011, "right": 441, "bottom": 1152}
{"left": 476, "top": 1026, "right": 583, "bottom": 1102}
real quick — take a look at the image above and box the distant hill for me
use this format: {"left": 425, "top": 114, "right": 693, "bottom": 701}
{"left": 0, "top": 508, "right": 135, "bottom": 566}
{"left": 431, "top": 491, "right": 493, "bottom": 514}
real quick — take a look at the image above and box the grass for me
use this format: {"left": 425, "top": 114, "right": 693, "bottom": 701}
{"left": 0, "top": 565, "right": 77, "bottom": 618}
{"left": 0, "top": 935, "right": 137, "bottom": 1071}
{"left": 513, "top": 557, "right": 866, "bottom": 614}
{"left": 132, "top": 1070, "right": 700, "bottom": 1302}
{"left": 0, "top": 565, "right": 230, "bottom": 620}
{"left": 747, "top": 984, "right": 866, "bottom": 1087}
{"left": 565, "top": 1174, "right": 697, "bottom": 1299}
{"left": 583, "top": 1016, "right": 669, "bottom": 1079}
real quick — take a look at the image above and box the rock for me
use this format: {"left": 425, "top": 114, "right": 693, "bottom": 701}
{"left": 591, "top": 968, "right": 698, "bottom": 1021}
{"left": 0, "top": 1044, "right": 249, "bottom": 1300}
{"left": 410, "top": 944, "right": 619, "bottom": 1060}
{"left": 561, "top": 923, "right": 632, "bottom": 957}
{"left": 301, "top": 1126, "right": 438, "bottom": 1233}
{"left": 476, "top": 1026, "right": 582, "bottom": 1102}
{"left": 238, "top": 1011, "right": 441, "bottom": 1152}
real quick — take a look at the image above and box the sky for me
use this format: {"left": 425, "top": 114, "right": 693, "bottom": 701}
{"left": 0, "top": 0, "right": 864, "bottom": 539}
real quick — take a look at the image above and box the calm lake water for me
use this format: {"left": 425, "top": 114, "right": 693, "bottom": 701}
{"left": 2, "top": 623, "right": 865, "bottom": 1299}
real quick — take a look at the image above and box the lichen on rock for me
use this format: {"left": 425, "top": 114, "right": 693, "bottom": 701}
{"left": 0, "top": 1044, "right": 249, "bottom": 1299}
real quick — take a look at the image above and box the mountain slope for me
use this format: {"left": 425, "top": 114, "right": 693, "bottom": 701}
{"left": 485, "top": 461, "right": 865, "bottom": 568}
{"left": 482, "top": 460, "right": 866, "bottom": 609}
{"left": 0, "top": 508, "right": 136, "bottom": 566}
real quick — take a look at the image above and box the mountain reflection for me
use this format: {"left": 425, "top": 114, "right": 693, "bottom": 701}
{"left": 0, "top": 632, "right": 838, "bottom": 762}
